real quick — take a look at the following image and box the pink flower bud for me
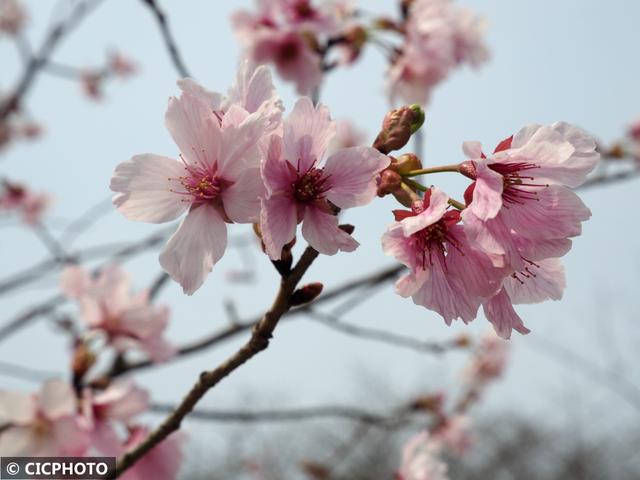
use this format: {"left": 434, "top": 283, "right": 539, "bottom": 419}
{"left": 373, "top": 104, "right": 425, "bottom": 154}
{"left": 290, "top": 282, "right": 324, "bottom": 306}
{"left": 394, "top": 153, "right": 422, "bottom": 174}
{"left": 377, "top": 169, "right": 403, "bottom": 197}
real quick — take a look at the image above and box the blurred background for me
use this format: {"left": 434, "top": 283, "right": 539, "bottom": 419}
{"left": 1, "top": 1, "right": 639, "bottom": 478}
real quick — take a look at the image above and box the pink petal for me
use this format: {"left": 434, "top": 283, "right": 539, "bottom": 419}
{"left": 261, "top": 134, "right": 293, "bottom": 195}
{"left": 51, "top": 416, "right": 90, "bottom": 455}
{"left": 503, "top": 258, "right": 565, "bottom": 304}
{"left": 111, "top": 154, "right": 188, "bottom": 224}
{"left": 60, "top": 265, "right": 92, "bottom": 299}
{"left": 260, "top": 195, "right": 297, "bottom": 260}
{"left": 94, "top": 381, "right": 149, "bottom": 422}
{"left": 462, "top": 140, "right": 483, "bottom": 158}
{"left": 284, "top": 97, "right": 335, "bottom": 172}
{"left": 165, "top": 92, "right": 222, "bottom": 169}
{"left": 0, "top": 427, "right": 38, "bottom": 456}
{"left": 381, "top": 223, "right": 417, "bottom": 270}
{"left": 323, "top": 146, "right": 390, "bottom": 208}
{"left": 301, "top": 206, "right": 359, "bottom": 255}
{"left": 482, "top": 288, "right": 531, "bottom": 339}
{"left": 39, "top": 379, "right": 76, "bottom": 419}
{"left": 159, "top": 205, "right": 228, "bottom": 295}
{"left": 222, "top": 168, "right": 263, "bottom": 223}
{"left": 217, "top": 107, "right": 267, "bottom": 181}
{"left": 469, "top": 160, "right": 504, "bottom": 220}
{"left": 0, "top": 391, "right": 36, "bottom": 424}
{"left": 176, "top": 78, "right": 224, "bottom": 110}
{"left": 228, "top": 61, "right": 282, "bottom": 117}
{"left": 400, "top": 187, "right": 449, "bottom": 237}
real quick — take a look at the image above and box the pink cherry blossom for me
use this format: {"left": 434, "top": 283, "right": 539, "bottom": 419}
{"left": 260, "top": 97, "right": 389, "bottom": 258}
{"left": 396, "top": 431, "right": 449, "bottom": 480}
{"left": 461, "top": 122, "right": 599, "bottom": 272}
{"left": 120, "top": 426, "right": 184, "bottom": 480}
{"left": 111, "top": 71, "right": 277, "bottom": 294}
{"left": 482, "top": 257, "right": 566, "bottom": 339}
{"left": 82, "top": 381, "right": 149, "bottom": 455}
{"left": 0, "top": 0, "right": 26, "bottom": 36}
{"left": 432, "top": 415, "right": 473, "bottom": 456}
{"left": 628, "top": 119, "right": 640, "bottom": 142}
{"left": 464, "top": 331, "right": 509, "bottom": 385}
{"left": 108, "top": 51, "right": 137, "bottom": 78}
{"left": 0, "top": 180, "right": 51, "bottom": 225}
{"left": 388, "top": 0, "right": 488, "bottom": 105}
{"left": 0, "top": 379, "right": 89, "bottom": 456}
{"left": 61, "top": 265, "right": 175, "bottom": 361}
{"left": 382, "top": 186, "right": 501, "bottom": 325}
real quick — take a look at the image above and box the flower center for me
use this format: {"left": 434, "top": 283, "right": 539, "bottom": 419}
{"left": 412, "top": 211, "right": 462, "bottom": 270}
{"left": 488, "top": 162, "right": 548, "bottom": 205}
{"left": 279, "top": 39, "right": 300, "bottom": 62}
{"left": 294, "top": 1, "right": 315, "bottom": 19}
{"left": 510, "top": 258, "right": 541, "bottom": 284}
{"left": 292, "top": 167, "right": 331, "bottom": 203}
{"left": 169, "top": 156, "right": 225, "bottom": 205}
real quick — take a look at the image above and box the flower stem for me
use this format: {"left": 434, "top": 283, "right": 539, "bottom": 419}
{"left": 402, "top": 178, "right": 427, "bottom": 193}
{"left": 402, "top": 164, "right": 461, "bottom": 177}
{"left": 448, "top": 198, "right": 466, "bottom": 211}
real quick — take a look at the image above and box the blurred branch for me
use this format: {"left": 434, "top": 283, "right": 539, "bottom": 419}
{"left": 140, "top": 0, "right": 191, "bottom": 78}
{"left": 114, "top": 245, "right": 320, "bottom": 477}
{"left": 0, "top": 360, "right": 61, "bottom": 383}
{"left": 0, "top": 0, "right": 105, "bottom": 120}
{"left": 306, "top": 309, "right": 465, "bottom": 355}
{"left": 148, "top": 402, "right": 413, "bottom": 429}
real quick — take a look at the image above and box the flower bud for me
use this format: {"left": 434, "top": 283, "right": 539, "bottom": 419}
{"left": 377, "top": 169, "right": 402, "bottom": 197}
{"left": 458, "top": 160, "right": 476, "bottom": 179}
{"left": 290, "top": 282, "right": 324, "bottom": 306}
{"left": 338, "top": 223, "right": 355, "bottom": 235}
{"left": 373, "top": 104, "right": 425, "bottom": 154}
{"left": 394, "top": 153, "right": 422, "bottom": 174}
{"left": 410, "top": 392, "right": 445, "bottom": 413}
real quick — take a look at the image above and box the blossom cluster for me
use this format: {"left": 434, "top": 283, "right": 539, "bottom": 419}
{"left": 396, "top": 332, "right": 509, "bottom": 480}
{"left": 110, "top": 61, "right": 388, "bottom": 294}
{"left": 110, "top": 60, "right": 598, "bottom": 339}
{"left": 0, "top": 263, "right": 181, "bottom": 476}
{"left": 0, "top": 379, "right": 183, "bottom": 479}
{"left": 232, "top": 0, "right": 488, "bottom": 105}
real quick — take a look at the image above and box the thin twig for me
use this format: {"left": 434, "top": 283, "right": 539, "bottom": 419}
{"left": 140, "top": 0, "right": 191, "bottom": 78}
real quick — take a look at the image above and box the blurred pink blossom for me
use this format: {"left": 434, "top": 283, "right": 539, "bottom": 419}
{"left": 328, "top": 118, "right": 367, "bottom": 155}
{"left": 0, "top": 0, "right": 26, "bottom": 36}
{"left": 120, "top": 426, "right": 184, "bottom": 480}
{"left": 80, "top": 70, "right": 104, "bottom": 100}
{"left": 0, "top": 379, "right": 89, "bottom": 456}
{"left": 388, "top": 0, "right": 488, "bottom": 105}
{"left": 108, "top": 50, "right": 137, "bottom": 78}
{"left": 82, "top": 381, "right": 149, "bottom": 455}
{"left": 260, "top": 97, "right": 389, "bottom": 258}
{"left": 464, "top": 331, "right": 509, "bottom": 385}
{"left": 0, "top": 180, "right": 51, "bottom": 224}
{"left": 432, "top": 415, "right": 473, "bottom": 456}
{"left": 396, "top": 431, "right": 449, "bottom": 480}
{"left": 61, "top": 264, "right": 175, "bottom": 361}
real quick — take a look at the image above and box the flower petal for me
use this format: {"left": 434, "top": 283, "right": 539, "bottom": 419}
{"left": 324, "top": 146, "right": 390, "bottom": 209}
{"left": 222, "top": 168, "right": 263, "bottom": 223}
{"left": 482, "top": 288, "right": 531, "bottom": 339}
{"left": 165, "top": 92, "right": 222, "bottom": 169}
{"left": 400, "top": 187, "right": 449, "bottom": 237}
{"left": 260, "top": 195, "right": 297, "bottom": 260}
{"left": 39, "top": 379, "right": 76, "bottom": 419}
{"left": 111, "top": 154, "right": 188, "bottom": 223}
{"left": 301, "top": 206, "right": 358, "bottom": 255}
{"left": 0, "top": 391, "right": 36, "bottom": 424}
{"left": 284, "top": 97, "right": 335, "bottom": 172}
{"left": 503, "top": 258, "right": 565, "bottom": 304}
{"left": 469, "top": 160, "right": 504, "bottom": 220}
{"left": 159, "top": 205, "right": 227, "bottom": 295}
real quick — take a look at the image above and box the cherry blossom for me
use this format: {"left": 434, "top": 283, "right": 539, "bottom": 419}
{"left": 108, "top": 50, "right": 137, "bottom": 78}
{"left": 0, "top": 0, "right": 25, "bottom": 36}
{"left": 396, "top": 431, "right": 449, "bottom": 480}
{"left": 82, "top": 381, "right": 149, "bottom": 455}
{"left": 328, "top": 118, "right": 366, "bottom": 155}
{"left": 460, "top": 122, "right": 599, "bottom": 272}
{"left": 382, "top": 186, "right": 501, "bottom": 325}
{"left": 260, "top": 97, "right": 389, "bottom": 258}
{"left": 61, "top": 265, "right": 175, "bottom": 361}
{"left": 111, "top": 69, "right": 277, "bottom": 294}
{"left": 0, "top": 180, "right": 51, "bottom": 224}
{"left": 0, "top": 379, "right": 89, "bottom": 456}
{"left": 120, "top": 426, "right": 184, "bottom": 480}
{"left": 388, "top": 0, "right": 488, "bottom": 105}
{"left": 464, "top": 331, "right": 509, "bottom": 385}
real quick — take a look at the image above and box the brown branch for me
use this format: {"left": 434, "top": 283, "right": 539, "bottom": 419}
{"left": 140, "top": 0, "right": 191, "bottom": 78}
{"left": 113, "top": 246, "right": 319, "bottom": 477}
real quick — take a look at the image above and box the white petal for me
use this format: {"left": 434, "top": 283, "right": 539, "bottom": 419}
{"left": 111, "top": 154, "right": 188, "bottom": 223}
{"left": 159, "top": 205, "right": 228, "bottom": 295}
